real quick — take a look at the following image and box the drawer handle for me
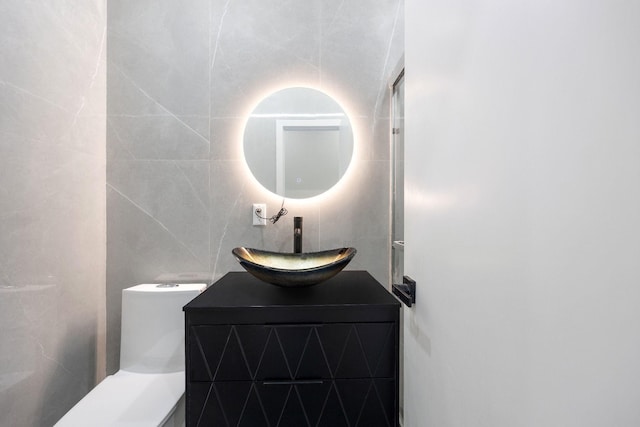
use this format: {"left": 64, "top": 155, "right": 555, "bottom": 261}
{"left": 262, "top": 380, "right": 324, "bottom": 386}
{"left": 263, "top": 323, "right": 324, "bottom": 328}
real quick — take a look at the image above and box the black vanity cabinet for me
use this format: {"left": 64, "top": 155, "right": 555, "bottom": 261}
{"left": 184, "top": 271, "right": 400, "bottom": 427}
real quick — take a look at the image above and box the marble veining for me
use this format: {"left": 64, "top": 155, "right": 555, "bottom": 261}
{"left": 210, "top": 179, "right": 246, "bottom": 282}
{"left": 107, "top": 183, "right": 206, "bottom": 265}
{"left": 210, "top": 0, "right": 233, "bottom": 71}
{"left": 72, "top": 27, "right": 107, "bottom": 126}
{"left": 1, "top": 80, "right": 71, "bottom": 113}
{"left": 110, "top": 65, "right": 210, "bottom": 145}
{"left": 1, "top": 1, "right": 107, "bottom": 424}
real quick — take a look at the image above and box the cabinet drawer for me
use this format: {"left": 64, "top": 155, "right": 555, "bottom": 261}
{"left": 188, "top": 322, "right": 396, "bottom": 382}
{"left": 188, "top": 378, "right": 396, "bottom": 427}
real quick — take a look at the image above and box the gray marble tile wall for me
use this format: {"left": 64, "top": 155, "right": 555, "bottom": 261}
{"left": 107, "top": 0, "right": 404, "bottom": 373}
{"left": 0, "top": 1, "right": 107, "bottom": 426}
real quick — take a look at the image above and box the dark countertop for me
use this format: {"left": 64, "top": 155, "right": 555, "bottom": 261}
{"left": 184, "top": 271, "right": 400, "bottom": 311}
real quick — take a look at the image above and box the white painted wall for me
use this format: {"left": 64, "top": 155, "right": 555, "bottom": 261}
{"left": 404, "top": 1, "right": 640, "bottom": 426}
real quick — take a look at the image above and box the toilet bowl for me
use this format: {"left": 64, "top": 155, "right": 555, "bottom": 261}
{"left": 55, "top": 283, "right": 206, "bottom": 427}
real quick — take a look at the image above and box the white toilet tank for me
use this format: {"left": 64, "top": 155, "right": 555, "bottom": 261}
{"left": 120, "top": 283, "right": 206, "bottom": 373}
{"left": 54, "top": 282, "right": 206, "bottom": 427}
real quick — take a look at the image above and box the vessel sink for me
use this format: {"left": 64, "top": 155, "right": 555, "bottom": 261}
{"left": 232, "top": 247, "right": 357, "bottom": 287}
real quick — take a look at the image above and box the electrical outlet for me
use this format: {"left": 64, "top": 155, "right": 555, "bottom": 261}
{"left": 253, "top": 203, "right": 266, "bottom": 226}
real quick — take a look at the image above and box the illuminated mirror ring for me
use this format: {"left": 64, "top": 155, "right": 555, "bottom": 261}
{"left": 243, "top": 87, "right": 354, "bottom": 199}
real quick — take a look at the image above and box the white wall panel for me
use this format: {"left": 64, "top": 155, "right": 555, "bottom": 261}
{"left": 404, "top": 1, "right": 640, "bottom": 425}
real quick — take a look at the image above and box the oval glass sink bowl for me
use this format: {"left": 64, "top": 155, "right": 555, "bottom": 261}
{"left": 232, "top": 247, "right": 357, "bottom": 287}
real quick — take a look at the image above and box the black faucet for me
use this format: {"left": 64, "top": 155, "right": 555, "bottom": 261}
{"left": 294, "top": 216, "right": 303, "bottom": 253}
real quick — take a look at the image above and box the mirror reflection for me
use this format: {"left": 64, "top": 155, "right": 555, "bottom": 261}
{"left": 243, "top": 87, "right": 354, "bottom": 199}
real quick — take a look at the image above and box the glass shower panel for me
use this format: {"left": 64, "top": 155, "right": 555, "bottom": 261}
{"left": 391, "top": 70, "right": 405, "bottom": 287}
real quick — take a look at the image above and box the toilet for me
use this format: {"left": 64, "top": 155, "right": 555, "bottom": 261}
{"left": 55, "top": 283, "right": 206, "bottom": 427}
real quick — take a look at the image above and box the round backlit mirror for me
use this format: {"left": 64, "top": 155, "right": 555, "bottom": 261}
{"left": 243, "top": 87, "right": 354, "bottom": 199}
